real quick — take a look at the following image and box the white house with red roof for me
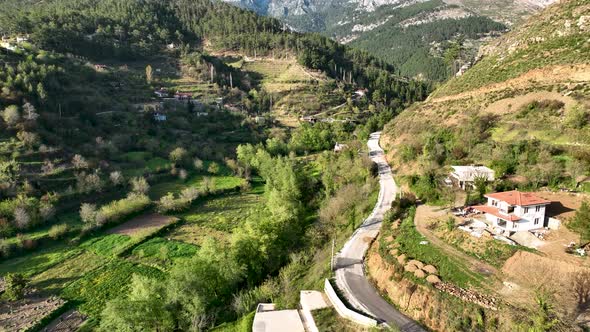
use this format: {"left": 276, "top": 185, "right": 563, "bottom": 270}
{"left": 474, "top": 190, "right": 551, "bottom": 232}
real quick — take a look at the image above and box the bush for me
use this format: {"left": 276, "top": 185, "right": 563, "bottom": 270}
{"left": 49, "top": 223, "right": 69, "bottom": 240}
{"left": 4, "top": 273, "right": 28, "bottom": 300}
{"left": 99, "top": 193, "right": 151, "bottom": 225}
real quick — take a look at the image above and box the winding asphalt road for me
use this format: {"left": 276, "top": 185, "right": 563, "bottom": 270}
{"left": 334, "top": 132, "right": 425, "bottom": 332}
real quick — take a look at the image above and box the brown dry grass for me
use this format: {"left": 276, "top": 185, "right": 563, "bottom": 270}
{"left": 502, "top": 250, "right": 590, "bottom": 316}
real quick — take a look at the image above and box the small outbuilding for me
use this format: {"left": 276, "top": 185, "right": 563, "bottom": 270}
{"left": 449, "top": 165, "right": 495, "bottom": 190}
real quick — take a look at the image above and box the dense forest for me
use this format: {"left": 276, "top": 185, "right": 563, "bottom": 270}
{"left": 0, "top": 0, "right": 429, "bottom": 330}
{"left": 0, "top": 0, "right": 430, "bottom": 105}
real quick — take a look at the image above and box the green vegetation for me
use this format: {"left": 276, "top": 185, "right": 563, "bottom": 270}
{"left": 434, "top": 0, "right": 590, "bottom": 96}
{"left": 131, "top": 238, "right": 198, "bottom": 269}
{"left": 312, "top": 307, "right": 370, "bottom": 332}
{"left": 210, "top": 311, "right": 255, "bottom": 332}
{"left": 392, "top": 206, "right": 483, "bottom": 287}
{"left": 3, "top": 272, "right": 28, "bottom": 300}
{"left": 0, "top": 245, "right": 80, "bottom": 277}
{"left": 569, "top": 201, "right": 590, "bottom": 242}
{"left": 346, "top": 1, "right": 506, "bottom": 80}
{"left": 81, "top": 234, "right": 131, "bottom": 256}
{"left": 0, "top": 0, "right": 432, "bottom": 330}
{"left": 62, "top": 260, "right": 164, "bottom": 316}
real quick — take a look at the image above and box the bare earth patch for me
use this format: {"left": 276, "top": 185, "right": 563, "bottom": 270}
{"left": 534, "top": 190, "right": 588, "bottom": 220}
{"left": 0, "top": 290, "right": 65, "bottom": 331}
{"left": 502, "top": 250, "right": 590, "bottom": 316}
{"left": 41, "top": 309, "right": 86, "bottom": 332}
{"left": 106, "top": 213, "right": 177, "bottom": 236}
{"left": 483, "top": 90, "right": 577, "bottom": 115}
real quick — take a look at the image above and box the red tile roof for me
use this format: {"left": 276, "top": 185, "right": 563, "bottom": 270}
{"left": 473, "top": 205, "right": 521, "bottom": 221}
{"left": 484, "top": 190, "right": 550, "bottom": 207}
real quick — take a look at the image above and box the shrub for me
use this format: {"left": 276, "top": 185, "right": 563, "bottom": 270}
{"left": 4, "top": 273, "right": 28, "bottom": 300}
{"left": 130, "top": 177, "right": 150, "bottom": 195}
{"left": 49, "top": 223, "right": 69, "bottom": 240}
{"left": 180, "top": 187, "right": 199, "bottom": 202}
{"left": 99, "top": 193, "right": 151, "bottom": 224}
{"left": 194, "top": 158, "right": 204, "bottom": 171}
{"left": 109, "top": 171, "right": 124, "bottom": 186}
{"left": 208, "top": 162, "right": 220, "bottom": 175}
{"left": 565, "top": 105, "right": 588, "bottom": 129}
{"left": 178, "top": 168, "right": 188, "bottom": 181}
{"left": 13, "top": 207, "right": 31, "bottom": 230}
{"left": 0, "top": 217, "right": 14, "bottom": 237}
{"left": 39, "top": 203, "right": 56, "bottom": 221}
{"left": 80, "top": 203, "right": 98, "bottom": 224}
{"left": 169, "top": 147, "right": 188, "bottom": 164}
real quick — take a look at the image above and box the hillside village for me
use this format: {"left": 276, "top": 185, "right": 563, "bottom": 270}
{"left": 0, "top": 0, "right": 589, "bottom": 331}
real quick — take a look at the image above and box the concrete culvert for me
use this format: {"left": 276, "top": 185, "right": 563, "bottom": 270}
{"left": 423, "top": 265, "right": 438, "bottom": 274}
{"left": 414, "top": 269, "right": 426, "bottom": 278}
{"left": 426, "top": 275, "right": 441, "bottom": 284}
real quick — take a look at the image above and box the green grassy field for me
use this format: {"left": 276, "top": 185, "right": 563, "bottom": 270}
{"left": 167, "top": 186, "right": 263, "bottom": 245}
{"left": 130, "top": 237, "right": 198, "bottom": 269}
{"left": 62, "top": 259, "right": 164, "bottom": 316}
{"left": 81, "top": 234, "right": 132, "bottom": 256}
{"left": 243, "top": 59, "right": 316, "bottom": 93}
{"left": 32, "top": 251, "right": 109, "bottom": 295}
{"left": 393, "top": 208, "right": 484, "bottom": 288}
{"left": 149, "top": 172, "right": 244, "bottom": 199}
{"left": 0, "top": 244, "right": 81, "bottom": 277}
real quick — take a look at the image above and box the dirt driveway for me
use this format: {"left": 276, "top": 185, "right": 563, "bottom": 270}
{"left": 106, "top": 213, "right": 177, "bottom": 236}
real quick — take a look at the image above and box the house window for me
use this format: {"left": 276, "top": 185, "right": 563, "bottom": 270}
{"left": 491, "top": 200, "right": 497, "bottom": 207}
{"left": 507, "top": 206, "right": 514, "bottom": 213}
{"left": 513, "top": 222, "right": 518, "bottom": 229}
{"left": 534, "top": 218, "right": 540, "bottom": 225}
{"left": 524, "top": 207, "right": 529, "bottom": 213}
{"left": 536, "top": 206, "right": 541, "bottom": 212}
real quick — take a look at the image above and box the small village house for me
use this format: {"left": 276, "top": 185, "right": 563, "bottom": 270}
{"left": 474, "top": 190, "right": 551, "bottom": 233}
{"left": 153, "top": 113, "right": 167, "bottom": 122}
{"left": 154, "top": 88, "right": 169, "bottom": 98}
{"left": 174, "top": 92, "right": 192, "bottom": 100}
{"left": 449, "top": 165, "right": 495, "bottom": 190}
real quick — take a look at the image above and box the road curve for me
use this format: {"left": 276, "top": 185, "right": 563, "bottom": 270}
{"left": 334, "top": 132, "right": 425, "bottom": 332}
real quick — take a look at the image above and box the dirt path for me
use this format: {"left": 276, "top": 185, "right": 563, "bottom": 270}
{"left": 414, "top": 205, "right": 498, "bottom": 278}
{"left": 41, "top": 309, "right": 86, "bottom": 332}
{"left": 106, "top": 213, "right": 177, "bottom": 236}
{"left": 429, "top": 63, "right": 590, "bottom": 103}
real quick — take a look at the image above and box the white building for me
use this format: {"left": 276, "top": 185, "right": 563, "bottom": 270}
{"left": 474, "top": 190, "right": 551, "bottom": 232}
{"left": 252, "top": 303, "right": 304, "bottom": 332}
{"left": 153, "top": 113, "right": 167, "bottom": 121}
{"left": 450, "top": 165, "right": 495, "bottom": 190}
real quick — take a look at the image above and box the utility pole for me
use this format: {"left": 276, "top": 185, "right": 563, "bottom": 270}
{"left": 229, "top": 72, "right": 233, "bottom": 89}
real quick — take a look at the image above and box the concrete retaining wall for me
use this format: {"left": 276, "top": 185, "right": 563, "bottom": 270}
{"left": 324, "top": 279, "right": 377, "bottom": 327}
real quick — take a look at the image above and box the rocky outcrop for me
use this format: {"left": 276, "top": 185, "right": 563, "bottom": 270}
{"left": 433, "top": 282, "right": 498, "bottom": 310}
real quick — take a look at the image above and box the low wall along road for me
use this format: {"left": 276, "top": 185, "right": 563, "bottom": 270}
{"left": 332, "top": 132, "right": 426, "bottom": 332}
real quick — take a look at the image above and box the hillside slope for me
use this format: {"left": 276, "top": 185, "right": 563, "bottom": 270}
{"left": 383, "top": 0, "right": 590, "bottom": 189}
{"left": 223, "top": 0, "right": 557, "bottom": 80}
